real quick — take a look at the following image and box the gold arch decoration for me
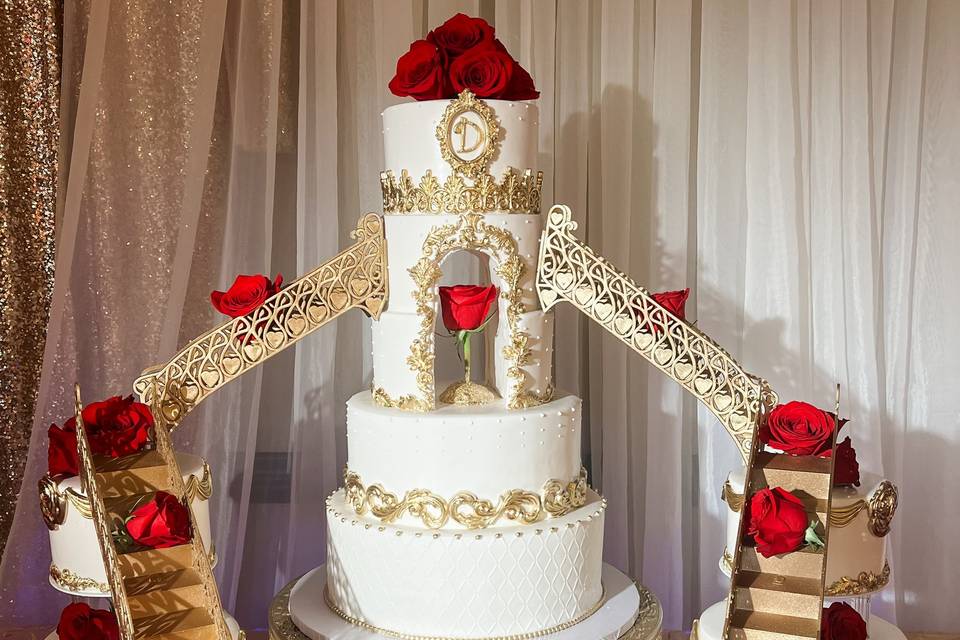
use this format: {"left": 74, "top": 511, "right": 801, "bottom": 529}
{"left": 343, "top": 467, "right": 588, "bottom": 530}
{"left": 536, "top": 205, "right": 776, "bottom": 459}
{"left": 134, "top": 214, "right": 387, "bottom": 429}
{"left": 391, "top": 212, "right": 552, "bottom": 411}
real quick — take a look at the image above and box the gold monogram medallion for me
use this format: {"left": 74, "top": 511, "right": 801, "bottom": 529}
{"left": 435, "top": 90, "right": 500, "bottom": 180}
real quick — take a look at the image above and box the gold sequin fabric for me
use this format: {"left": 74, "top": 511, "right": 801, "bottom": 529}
{"left": 0, "top": 0, "right": 60, "bottom": 559}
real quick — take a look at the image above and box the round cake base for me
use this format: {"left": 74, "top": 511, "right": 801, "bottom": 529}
{"left": 271, "top": 563, "right": 661, "bottom": 640}
{"left": 45, "top": 611, "right": 243, "bottom": 639}
{"left": 694, "top": 601, "right": 906, "bottom": 640}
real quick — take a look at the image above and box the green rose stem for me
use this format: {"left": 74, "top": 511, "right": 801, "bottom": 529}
{"left": 459, "top": 329, "right": 472, "bottom": 383}
{"left": 804, "top": 521, "right": 825, "bottom": 549}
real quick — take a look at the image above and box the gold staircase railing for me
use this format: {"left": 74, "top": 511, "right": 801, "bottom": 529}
{"left": 133, "top": 213, "right": 387, "bottom": 430}
{"left": 74, "top": 382, "right": 231, "bottom": 640}
{"left": 536, "top": 205, "right": 777, "bottom": 461}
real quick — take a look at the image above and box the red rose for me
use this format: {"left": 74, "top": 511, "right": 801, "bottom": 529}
{"left": 439, "top": 284, "right": 499, "bottom": 332}
{"left": 821, "top": 602, "right": 867, "bottom": 640}
{"left": 760, "top": 401, "right": 840, "bottom": 456}
{"left": 502, "top": 60, "right": 540, "bottom": 100}
{"left": 82, "top": 395, "right": 154, "bottom": 458}
{"left": 126, "top": 491, "right": 192, "bottom": 549}
{"left": 449, "top": 43, "right": 514, "bottom": 99}
{"left": 651, "top": 288, "right": 690, "bottom": 320}
{"left": 747, "top": 487, "right": 809, "bottom": 557}
{"left": 389, "top": 40, "right": 450, "bottom": 100}
{"left": 427, "top": 13, "right": 494, "bottom": 58}
{"left": 211, "top": 273, "right": 283, "bottom": 318}
{"left": 48, "top": 423, "right": 80, "bottom": 477}
{"left": 829, "top": 437, "right": 861, "bottom": 487}
{"left": 57, "top": 603, "right": 119, "bottom": 640}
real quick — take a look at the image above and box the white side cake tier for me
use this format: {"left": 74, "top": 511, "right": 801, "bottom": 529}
{"left": 694, "top": 601, "right": 905, "bottom": 640}
{"left": 346, "top": 390, "right": 582, "bottom": 527}
{"left": 722, "top": 468, "right": 894, "bottom": 595}
{"left": 42, "top": 452, "right": 214, "bottom": 597}
{"left": 325, "top": 488, "right": 606, "bottom": 639}
{"left": 382, "top": 99, "right": 538, "bottom": 180}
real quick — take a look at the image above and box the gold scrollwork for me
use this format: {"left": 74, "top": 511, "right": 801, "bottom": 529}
{"left": 395, "top": 212, "right": 551, "bottom": 411}
{"left": 435, "top": 90, "right": 500, "bottom": 180}
{"left": 344, "top": 467, "right": 588, "bottom": 530}
{"left": 39, "top": 475, "right": 67, "bottom": 530}
{"left": 380, "top": 168, "right": 543, "bottom": 215}
{"left": 134, "top": 214, "right": 387, "bottom": 431}
{"left": 536, "top": 204, "right": 776, "bottom": 460}
{"left": 867, "top": 480, "right": 898, "bottom": 537}
{"left": 826, "top": 561, "right": 891, "bottom": 596}
{"left": 49, "top": 563, "right": 110, "bottom": 593}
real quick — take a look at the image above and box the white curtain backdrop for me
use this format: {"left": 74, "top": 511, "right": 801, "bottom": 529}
{"left": 2, "top": 0, "right": 958, "bottom": 633}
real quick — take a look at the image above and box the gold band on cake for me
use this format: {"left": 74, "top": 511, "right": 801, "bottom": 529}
{"left": 380, "top": 168, "right": 543, "bottom": 215}
{"left": 343, "top": 467, "right": 588, "bottom": 529}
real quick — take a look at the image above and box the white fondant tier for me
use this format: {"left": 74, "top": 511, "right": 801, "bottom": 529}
{"left": 694, "top": 601, "right": 905, "bottom": 640}
{"left": 45, "top": 452, "right": 214, "bottom": 597}
{"left": 721, "top": 468, "right": 891, "bottom": 595}
{"left": 286, "top": 563, "right": 659, "bottom": 640}
{"left": 346, "top": 390, "right": 581, "bottom": 515}
{"left": 325, "top": 489, "right": 606, "bottom": 639}
{"left": 382, "top": 99, "right": 538, "bottom": 181}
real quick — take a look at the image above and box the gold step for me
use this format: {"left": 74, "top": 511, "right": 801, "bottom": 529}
{"left": 751, "top": 453, "right": 832, "bottom": 499}
{"left": 738, "top": 546, "right": 825, "bottom": 580}
{"left": 726, "top": 609, "right": 819, "bottom": 640}
{"left": 117, "top": 544, "right": 193, "bottom": 578}
{"left": 96, "top": 450, "right": 173, "bottom": 497}
{"left": 132, "top": 607, "right": 216, "bottom": 640}
{"left": 126, "top": 568, "right": 206, "bottom": 619}
{"left": 733, "top": 571, "right": 823, "bottom": 618}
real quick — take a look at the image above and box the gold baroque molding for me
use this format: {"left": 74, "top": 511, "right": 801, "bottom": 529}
{"left": 372, "top": 386, "right": 431, "bottom": 412}
{"left": 435, "top": 89, "right": 500, "bottom": 180}
{"left": 324, "top": 585, "right": 606, "bottom": 640}
{"left": 49, "top": 563, "right": 109, "bottom": 593}
{"left": 868, "top": 480, "right": 898, "bottom": 537}
{"left": 826, "top": 561, "right": 891, "bottom": 596}
{"left": 343, "top": 467, "right": 588, "bottom": 530}
{"left": 399, "top": 212, "right": 551, "bottom": 411}
{"left": 380, "top": 168, "right": 543, "bottom": 215}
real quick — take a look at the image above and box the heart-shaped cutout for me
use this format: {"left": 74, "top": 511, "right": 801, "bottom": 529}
{"left": 199, "top": 369, "right": 220, "bottom": 389}
{"left": 350, "top": 278, "right": 370, "bottom": 297}
{"left": 654, "top": 347, "right": 673, "bottom": 365}
{"left": 714, "top": 393, "right": 732, "bottom": 411}
{"left": 179, "top": 383, "right": 200, "bottom": 403}
{"left": 594, "top": 302, "right": 613, "bottom": 321}
{"left": 329, "top": 289, "right": 348, "bottom": 311}
{"left": 555, "top": 271, "right": 574, "bottom": 291}
{"left": 635, "top": 333, "right": 654, "bottom": 351}
{"left": 364, "top": 297, "right": 383, "bottom": 316}
{"left": 265, "top": 331, "right": 284, "bottom": 349}
{"left": 222, "top": 356, "right": 241, "bottom": 375}
{"left": 730, "top": 413, "right": 748, "bottom": 430}
{"left": 694, "top": 377, "right": 713, "bottom": 395}
{"left": 287, "top": 315, "right": 306, "bottom": 335}
{"left": 574, "top": 286, "right": 594, "bottom": 306}
{"left": 613, "top": 316, "right": 634, "bottom": 335}
{"left": 243, "top": 343, "right": 263, "bottom": 361}
{"left": 308, "top": 304, "right": 328, "bottom": 323}
{"left": 550, "top": 210, "right": 565, "bottom": 226}
{"left": 162, "top": 401, "right": 181, "bottom": 422}
{"left": 673, "top": 361, "right": 694, "bottom": 381}
{"left": 540, "top": 288, "right": 558, "bottom": 308}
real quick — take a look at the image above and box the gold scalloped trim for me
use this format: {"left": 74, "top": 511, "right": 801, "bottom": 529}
{"left": 49, "top": 563, "right": 109, "bottom": 593}
{"left": 380, "top": 168, "right": 543, "bottom": 215}
{"left": 343, "top": 467, "right": 588, "bottom": 529}
{"left": 324, "top": 584, "right": 606, "bottom": 640}
{"left": 722, "top": 483, "right": 867, "bottom": 528}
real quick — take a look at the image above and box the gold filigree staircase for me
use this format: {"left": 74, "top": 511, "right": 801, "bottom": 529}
{"left": 73, "top": 384, "right": 230, "bottom": 640}
{"left": 535, "top": 204, "right": 838, "bottom": 639}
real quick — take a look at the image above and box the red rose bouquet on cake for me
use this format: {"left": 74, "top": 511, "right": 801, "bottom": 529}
{"left": 389, "top": 14, "right": 539, "bottom": 101}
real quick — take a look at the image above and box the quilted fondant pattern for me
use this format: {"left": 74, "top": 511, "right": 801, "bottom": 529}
{"left": 325, "top": 490, "right": 606, "bottom": 638}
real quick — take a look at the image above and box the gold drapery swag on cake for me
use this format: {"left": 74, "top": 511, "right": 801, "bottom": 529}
{"left": 0, "top": 0, "right": 60, "bottom": 558}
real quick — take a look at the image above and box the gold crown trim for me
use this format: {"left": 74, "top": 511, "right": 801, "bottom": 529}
{"left": 380, "top": 168, "right": 543, "bottom": 215}
{"left": 343, "top": 466, "right": 587, "bottom": 530}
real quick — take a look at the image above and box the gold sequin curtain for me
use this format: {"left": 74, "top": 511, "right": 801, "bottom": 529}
{"left": 0, "top": 1, "right": 60, "bottom": 559}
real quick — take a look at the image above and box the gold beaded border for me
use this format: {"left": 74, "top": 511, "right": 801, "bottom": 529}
{"left": 323, "top": 584, "right": 606, "bottom": 640}
{"left": 380, "top": 168, "right": 543, "bottom": 215}
{"left": 343, "top": 467, "right": 588, "bottom": 529}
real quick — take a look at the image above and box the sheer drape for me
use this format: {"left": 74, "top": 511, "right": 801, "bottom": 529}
{"left": 3, "top": 0, "right": 958, "bottom": 633}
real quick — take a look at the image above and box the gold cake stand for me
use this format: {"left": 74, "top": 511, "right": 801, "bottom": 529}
{"left": 268, "top": 575, "right": 663, "bottom": 640}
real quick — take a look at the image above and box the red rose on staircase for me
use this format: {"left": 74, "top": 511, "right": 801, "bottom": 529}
{"left": 389, "top": 40, "right": 449, "bottom": 100}
{"left": 760, "top": 401, "right": 839, "bottom": 456}
{"left": 829, "top": 437, "right": 861, "bottom": 487}
{"left": 427, "top": 13, "right": 494, "bottom": 58}
{"left": 211, "top": 273, "right": 283, "bottom": 318}
{"left": 439, "top": 284, "right": 499, "bottom": 332}
{"left": 57, "top": 603, "right": 119, "bottom": 640}
{"left": 821, "top": 602, "right": 867, "bottom": 640}
{"left": 747, "top": 487, "right": 810, "bottom": 557}
{"left": 126, "top": 491, "right": 193, "bottom": 549}
{"left": 651, "top": 288, "right": 690, "bottom": 320}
